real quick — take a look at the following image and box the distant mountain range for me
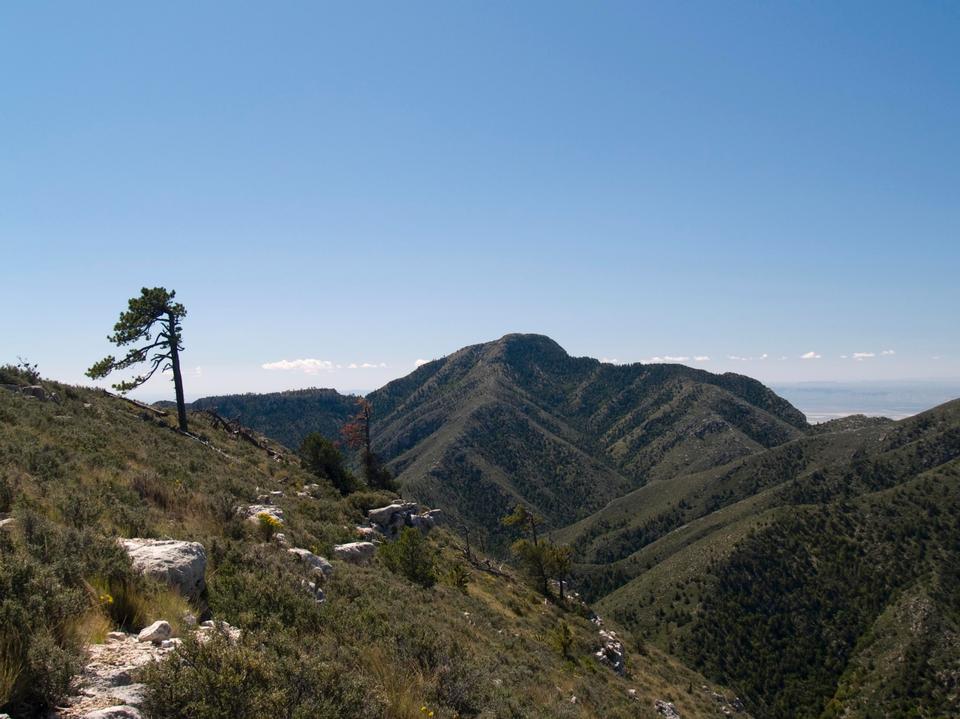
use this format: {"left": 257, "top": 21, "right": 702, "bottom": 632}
{"left": 169, "top": 333, "right": 960, "bottom": 717}
{"left": 178, "top": 334, "right": 808, "bottom": 545}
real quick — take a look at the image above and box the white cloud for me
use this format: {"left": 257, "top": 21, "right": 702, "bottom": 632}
{"left": 693, "top": 356, "right": 710, "bottom": 362}
{"left": 852, "top": 352, "right": 875, "bottom": 361}
{"left": 262, "top": 359, "right": 386, "bottom": 373}
{"left": 727, "top": 353, "right": 767, "bottom": 361}
{"left": 601, "top": 357, "right": 623, "bottom": 364}
{"left": 414, "top": 358, "right": 430, "bottom": 367}
{"left": 881, "top": 349, "right": 895, "bottom": 356}
{"left": 840, "top": 355, "right": 849, "bottom": 359}
{"left": 646, "top": 355, "right": 689, "bottom": 363}
{"left": 778, "top": 355, "right": 788, "bottom": 361}
{"left": 261, "top": 358, "right": 335, "bottom": 373}
{"left": 801, "top": 351, "right": 821, "bottom": 360}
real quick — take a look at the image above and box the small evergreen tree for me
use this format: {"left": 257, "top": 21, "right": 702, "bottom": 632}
{"left": 503, "top": 504, "right": 551, "bottom": 596}
{"left": 299, "top": 433, "right": 356, "bottom": 495}
{"left": 378, "top": 527, "right": 436, "bottom": 588}
{"left": 87, "top": 287, "right": 190, "bottom": 431}
{"left": 544, "top": 543, "right": 573, "bottom": 601}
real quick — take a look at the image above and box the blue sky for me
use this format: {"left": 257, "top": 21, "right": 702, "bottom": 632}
{"left": 2, "top": 2, "right": 958, "bottom": 401}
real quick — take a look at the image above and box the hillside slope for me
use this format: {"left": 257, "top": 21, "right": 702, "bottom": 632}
{"left": 0, "top": 369, "right": 747, "bottom": 719}
{"left": 173, "top": 334, "right": 809, "bottom": 549}
{"left": 593, "top": 399, "right": 960, "bottom": 718}
{"left": 367, "top": 334, "right": 808, "bottom": 545}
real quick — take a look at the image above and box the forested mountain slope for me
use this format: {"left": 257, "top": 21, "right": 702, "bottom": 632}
{"left": 592, "top": 399, "right": 960, "bottom": 719}
{"left": 168, "top": 388, "right": 358, "bottom": 451}
{"left": 367, "top": 334, "right": 807, "bottom": 545}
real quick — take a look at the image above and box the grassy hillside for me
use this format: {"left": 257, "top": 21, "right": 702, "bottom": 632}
{"left": 0, "top": 367, "right": 747, "bottom": 719}
{"left": 593, "top": 400, "right": 960, "bottom": 718}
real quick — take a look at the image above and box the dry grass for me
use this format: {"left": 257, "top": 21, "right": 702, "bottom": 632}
{"left": 362, "top": 647, "right": 427, "bottom": 719}
{"left": 0, "top": 639, "right": 22, "bottom": 708}
{"left": 70, "top": 609, "right": 113, "bottom": 645}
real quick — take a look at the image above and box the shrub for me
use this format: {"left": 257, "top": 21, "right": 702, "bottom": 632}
{"left": 140, "top": 633, "right": 380, "bottom": 719}
{"left": 256, "top": 513, "right": 282, "bottom": 542}
{"left": 0, "top": 546, "right": 86, "bottom": 713}
{"left": 442, "top": 562, "right": 470, "bottom": 593}
{"left": 299, "top": 433, "right": 357, "bottom": 495}
{"left": 379, "top": 527, "right": 436, "bottom": 588}
{"left": 548, "top": 621, "right": 574, "bottom": 659}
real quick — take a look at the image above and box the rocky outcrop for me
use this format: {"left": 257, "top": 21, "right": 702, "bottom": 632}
{"left": 119, "top": 539, "right": 206, "bottom": 598}
{"left": 332, "top": 541, "right": 376, "bottom": 565}
{"left": 364, "top": 502, "right": 442, "bottom": 540}
{"left": 368, "top": 502, "right": 418, "bottom": 527}
{"left": 288, "top": 547, "right": 334, "bottom": 580}
{"left": 55, "top": 632, "right": 175, "bottom": 718}
{"left": 595, "top": 629, "right": 625, "bottom": 674}
{"left": 655, "top": 699, "right": 681, "bottom": 718}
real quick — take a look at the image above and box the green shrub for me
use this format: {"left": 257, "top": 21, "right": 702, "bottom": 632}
{"left": 140, "top": 633, "right": 380, "bottom": 719}
{"left": 442, "top": 562, "right": 470, "bottom": 593}
{"left": 299, "top": 433, "right": 357, "bottom": 495}
{"left": 548, "top": 620, "right": 574, "bottom": 659}
{"left": 0, "top": 542, "right": 86, "bottom": 713}
{"left": 379, "top": 527, "right": 436, "bottom": 588}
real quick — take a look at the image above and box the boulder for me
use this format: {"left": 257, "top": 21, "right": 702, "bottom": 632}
{"left": 0, "top": 517, "right": 15, "bottom": 531}
{"left": 424, "top": 508, "right": 443, "bottom": 525}
{"left": 288, "top": 547, "right": 334, "bottom": 579}
{"left": 367, "top": 502, "right": 418, "bottom": 527}
{"left": 332, "top": 541, "right": 376, "bottom": 565}
{"left": 137, "top": 620, "right": 172, "bottom": 643}
{"left": 302, "top": 580, "right": 326, "bottom": 603}
{"left": 655, "top": 700, "right": 681, "bottom": 718}
{"left": 120, "top": 539, "right": 207, "bottom": 597}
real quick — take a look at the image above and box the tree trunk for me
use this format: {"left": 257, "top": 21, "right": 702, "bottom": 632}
{"left": 168, "top": 313, "right": 188, "bottom": 432}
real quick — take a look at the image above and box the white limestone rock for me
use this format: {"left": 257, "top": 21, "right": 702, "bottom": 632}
{"left": 332, "top": 541, "right": 376, "bottom": 565}
{"left": 119, "top": 539, "right": 207, "bottom": 597}
{"left": 287, "top": 547, "right": 334, "bottom": 579}
{"left": 137, "top": 620, "right": 172, "bottom": 643}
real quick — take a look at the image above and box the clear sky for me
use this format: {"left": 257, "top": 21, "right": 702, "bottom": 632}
{"left": 2, "top": 1, "right": 958, "bottom": 401}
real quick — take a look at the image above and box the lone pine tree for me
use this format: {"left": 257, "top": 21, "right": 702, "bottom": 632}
{"left": 87, "top": 287, "right": 190, "bottom": 431}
